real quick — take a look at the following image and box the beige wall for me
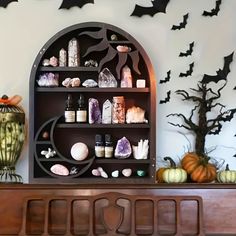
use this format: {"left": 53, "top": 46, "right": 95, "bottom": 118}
{"left": 0, "top": 0, "right": 236, "bottom": 182}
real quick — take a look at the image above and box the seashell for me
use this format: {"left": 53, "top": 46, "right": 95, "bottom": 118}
{"left": 116, "top": 45, "right": 131, "bottom": 53}
{"left": 126, "top": 106, "right": 148, "bottom": 124}
{"left": 110, "top": 34, "right": 118, "bottom": 41}
{"left": 70, "top": 142, "right": 89, "bottom": 161}
{"left": 82, "top": 79, "right": 98, "bottom": 88}
{"left": 50, "top": 164, "right": 69, "bottom": 176}
{"left": 112, "top": 170, "right": 119, "bottom": 178}
{"left": 122, "top": 168, "right": 132, "bottom": 177}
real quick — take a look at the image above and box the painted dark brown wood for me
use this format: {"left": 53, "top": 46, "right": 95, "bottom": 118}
{"left": 0, "top": 184, "right": 236, "bottom": 235}
{"left": 29, "top": 22, "right": 156, "bottom": 184}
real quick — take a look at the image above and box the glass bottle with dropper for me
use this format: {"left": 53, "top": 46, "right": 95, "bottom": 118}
{"left": 64, "top": 93, "right": 75, "bottom": 123}
{"left": 76, "top": 93, "right": 87, "bottom": 123}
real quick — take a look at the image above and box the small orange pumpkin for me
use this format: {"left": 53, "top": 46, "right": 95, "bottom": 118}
{"left": 181, "top": 152, "right": 216, "bottom": 183}
{"left": 156, "top": 167, "right": 166, "bottom": 183}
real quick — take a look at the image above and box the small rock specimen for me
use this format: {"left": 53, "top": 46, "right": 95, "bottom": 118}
{"left": 88, "top": 98, "right": 102, "bottom": 124}
{"left": 121, "top": 65, "right": 133, "bottom": 88}
{"left": 70, "top": 142, "right": 89, "bottom": 161}
{"left": 37, "top": 73, "right": 59, "bottom": 87}
{"left": 122, "top": 168, "right": 132, "bottom": 177}
{"left": 116, "top": 45, "right": 131, "bottom": 53}
{"left": 137, "top": 170, "right": 146, "bottom": 177}
{"left": 82, "top": 79, "right": 98, "bottom": 88}
{"left": 50, "top": 164, "right": 69, "bottom": 176}
{"left": 132, "top": 139, "right": 149, "bottom": 160}
{"left": 112, "top": 96, "right": 125, "bottom": 124}
{"left": 114, "top": 137, "right": 132, "bottom": 159}
{"left": 59, "top": 48, "right": 67, "bottom": 66}
{"left": 84, "top": 59, "right": 98, "bottom": 67}
{"left": 62, "top": 77, "right": 81, "bottom": 87}
{"left": 126, "top": 106, "right": 147, "bottom": 124}
{"left": 102, "top": 99, "right": 112, "bottom": 124}
{"left": 68, "top": 37, "right": 80, "bottom": 67}
{"left": 70, "top": 167, "right": 79, "bottom": 175}
{"left": 49, "top": 56, "right": 58, "bottom": 67}
{"left": 98, "top": 68, "right": 117, "bottom": 88}
{"left": 110, "top": 34, "right": 118, "bottom": 41}
{"left": 92, "top": 167, "right": 108, "bottom": 178}
{"left": 111, "top": 170, "right": 119, "bottom": 178}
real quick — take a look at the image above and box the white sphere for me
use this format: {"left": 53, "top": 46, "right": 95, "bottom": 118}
{"left": 70, "top": 142, "right": 89, "bottom": 161}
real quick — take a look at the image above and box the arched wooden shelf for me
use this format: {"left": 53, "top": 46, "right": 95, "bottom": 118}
{"left": 29, "top": 22, "right": 156, "bottom": 184}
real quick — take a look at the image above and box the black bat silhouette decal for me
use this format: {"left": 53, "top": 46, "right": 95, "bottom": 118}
{"left": 171, "top": 13, "right": 189, "bottom": 30}
{"left": 160, "top": 70, "right": 171, "bottom": 84}
{"left": 179, "top": 62, "right": 194, "bottom": 77}
{"left": 0, "top": 0, "right": 17, "bottom": 8}
{"left": 130, "top": 0, "right": 170, "bottom": 17}
{"left": 59, "top": 0, "right": 94, "bottom": 9}
{"left": 179, "top": 42, "right": 194, "bottom": 57}
{"left": 202, "top": 0, "right": 222, "bottom": 17}
{"left": 160, "top": 90, "right": 171, "bottom": 104}
{"left": 202, "top": 52, "right": 234, "bottom": 84}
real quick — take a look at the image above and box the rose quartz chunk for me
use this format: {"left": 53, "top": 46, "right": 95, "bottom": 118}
{"left": 50, "top": 164, "right": 69, "bottom": 176}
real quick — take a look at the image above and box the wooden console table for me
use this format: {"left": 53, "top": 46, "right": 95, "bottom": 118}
{"left": 0, "top": 184, "right": 235, "bottom": 235}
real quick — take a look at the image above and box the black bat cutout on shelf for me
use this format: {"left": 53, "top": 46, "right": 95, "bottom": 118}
{"left": 0, "top": 0, "right": 17, "bottom": 8}
{"left": 59, "top": 0, "right": 94, "bottom": 9}
{"left": 179, "top": 42, "right": 194, "bottom": 57}
{"left": 171, "top": 13, "right": 189, "bottom": 30}
{"left": 202, "top": 0, "right": 222, "bottom": 17}
{"left": 130, "top": 0, "right": 170, "bottom": 17}
{"left": 160, "top": 90, "right": 171, "bottom": 104}
{"left": 160, "top": 70, "right": 171, "bottom": 84}
{"left": 201, "top": 52, "right": 234, "bottom": 84}
{"left": 179, "top": 62, "right": 194, "bottom": 77}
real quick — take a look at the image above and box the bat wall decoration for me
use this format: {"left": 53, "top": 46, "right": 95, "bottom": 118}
{"left": 0, "top": 0, "right": 17, "bottom": 8}
{"left": 202, "top": 0, "right": 222, "bottom": 17}
{"left": 160, "top": 70, "right": 171, "bottom": 84}
{"left": 201, "top": 52, "right": 234, "bottom": 84}
{"left": 171, "top": 13, "right": 189, "bottom": 30}
{"left": 160, "top": 90, "right": 171, "bottom": 104}
{"left": 59, "top": 0, "right": 94, "bottom": 9}
{"left": 179, "top": 62, "right": 194, "bottom": 77}
{"left": 130, "top": 0, "right": 170, "bottom": 17}
{"left": 179, "top": 42, "right": 194, "bottom": 57}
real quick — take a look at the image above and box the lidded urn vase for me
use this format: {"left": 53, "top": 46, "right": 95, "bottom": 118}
{"left": 0, "top": 95, "right": 25, "bottom": 183}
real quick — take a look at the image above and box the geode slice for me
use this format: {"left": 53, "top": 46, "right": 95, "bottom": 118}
{"left": 114, "top": 137, "right": 132, "bottom": 159}
{"left": 98, "top": 68, "right": 117, "bottom": 88}
{"left": 88, "top": 98, "right": 102, "bottom": 124}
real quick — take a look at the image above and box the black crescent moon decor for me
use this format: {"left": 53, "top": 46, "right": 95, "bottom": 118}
{"left": 171, "top": 13, "right": 189, "bottom": 30}
{"left": 160, "top": 90, "right": 171, "bottom": 104}
{"left": 59, "top": 0, "right": 94, "bottom": 9}
{"left": 0, "top": 0, "right": 17, "bottom": 8}
{"left": 160, "top": 70, "right": 171, "bottom": 84}
{"left": 202, "top": 0, "right": 222, "bottom": 17}
{"left": 179, "top": 62, "right": 194, "bottom": 77}
{"left": 179, "top": 42, "right": 194, "bottom": 57}
{"left": 130, "top": 0, "right": 170, "bottom": 17}
{"left": 202, "top": 52, "right": 234, "bottom": 84}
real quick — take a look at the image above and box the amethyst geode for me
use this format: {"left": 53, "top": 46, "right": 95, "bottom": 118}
{"left": 88, "top": 98, "right": 102, "bottom": 124}
{"left": 114, "top": 137, "right": 132, "bottom": 159}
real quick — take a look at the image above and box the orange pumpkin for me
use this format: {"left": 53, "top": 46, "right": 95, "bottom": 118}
{"left": 156, "top": 167, "right": 166, "bottom": 183}
{"left": 181, "top": 152, "right": 216, "bottom": 183}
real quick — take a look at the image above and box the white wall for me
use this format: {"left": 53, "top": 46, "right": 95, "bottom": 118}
{"left": 0, "top": 0, "right": 236, "bottom": 182}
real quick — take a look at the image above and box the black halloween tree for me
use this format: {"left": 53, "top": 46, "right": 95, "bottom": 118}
{"left": 167, "top": 53, "right": 235, "bottom": 157}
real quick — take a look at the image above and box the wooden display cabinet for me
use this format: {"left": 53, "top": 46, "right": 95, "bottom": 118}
{"left": 29, "top": 22, "right": 156, "bottom": 184}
